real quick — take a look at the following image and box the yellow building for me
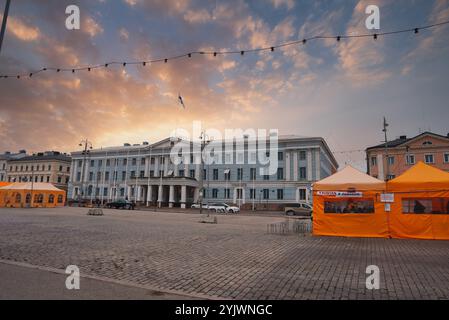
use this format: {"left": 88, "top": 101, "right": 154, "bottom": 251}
{"left": 6, "top": 151, "right": 71, "bottom": 191}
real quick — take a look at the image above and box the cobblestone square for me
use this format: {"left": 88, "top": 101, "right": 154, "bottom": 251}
{"left": 0, "top": 207, "right": 448, "bottom": 299}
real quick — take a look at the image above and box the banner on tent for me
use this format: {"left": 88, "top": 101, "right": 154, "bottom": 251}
{"left": 316, "top": 191, "right": 363, "bottom": 197}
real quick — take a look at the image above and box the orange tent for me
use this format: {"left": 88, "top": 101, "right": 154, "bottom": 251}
{"left": 312, "top": 165, "right": 388, "bottom": 238}
{"left": 0, "top": 182, "right": 66, "bottom": 208}
{"left": 387, "top": 162, "right": 449, "bottom": 240}
{"left": 0, "top": 182, "right": 11, "bottom": 188}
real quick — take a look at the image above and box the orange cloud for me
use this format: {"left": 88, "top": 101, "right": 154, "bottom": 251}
{"left": 3, "top": 16, "right": 40, "bottom": 41}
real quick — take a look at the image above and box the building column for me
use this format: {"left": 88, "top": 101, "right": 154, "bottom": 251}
{"left": 285, "top": 152, "right": 291, "bottom": 181}
{"left": 180, "top": 185, "right": 187, "bottom": 208}
{"left": 144, "top": 157, "right": 149, "bottom": 177}
{"left": 194, "top": 187, "right": 199, "bottom": 203}
{"left": 307, "top": 150, "right": 313, "bottom": 181}
{"left": 195, "top": 155, "right": 200, "bottom": 180}
{"left": 315, "top": 149, "right": 321, "bottom": 181}
{"left": 184, "top": 156, "right": 189, "bottom": 177}
{"left": 293, "top": 151, "right": 298, "bottom": 181}
{"left": 377, "top": 153, "right": 384, "bottom": 181}
{"left": 174, "top": 162, "right": 179, "bottom": 176}
{"left": 71, "top": 160, "right": 77, "bottom": 183}
{"left": 169, "top": 185, "right": 175, "bottom": 208}
{"left": 154, "top": 157, "right": 160, "bottom": 177}
{"left": 157, "top": 184, "right": 163, "bottom": 208}
{"left": 146, "top": 185, "right": 152, "bottom": 206}
{"left": 233, "top": 187, "right": 237, "bottom": 204}
{"left": 164, "top": 156, "right": 169, "bottom": 176}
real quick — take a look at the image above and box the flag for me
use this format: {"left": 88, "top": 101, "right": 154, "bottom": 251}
{"left": 178, "top": 93, "right": 186, "bottom": 109}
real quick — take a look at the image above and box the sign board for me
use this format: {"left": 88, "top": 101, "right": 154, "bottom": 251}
{"left": 380, "top": 193, "right": 394, "bottom": 203}
{"left": 317, "top": 191, "right": 363, "bottom": 197}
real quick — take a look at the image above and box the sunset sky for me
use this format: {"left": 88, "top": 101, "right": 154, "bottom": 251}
{"left": 0, "top": 0, "right": 448, "bottom": 170}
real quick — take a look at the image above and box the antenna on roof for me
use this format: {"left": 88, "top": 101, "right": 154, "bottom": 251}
{"left": 382, "top": 117, "right": 390, "bottom": 182}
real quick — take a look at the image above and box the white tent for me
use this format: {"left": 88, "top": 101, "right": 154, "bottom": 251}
{"left": 313, "top": 165, "right": 385, "bottom": 191}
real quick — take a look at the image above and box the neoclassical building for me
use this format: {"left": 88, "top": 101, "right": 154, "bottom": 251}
{"left": 68, "top": 135, "right": 338, "bottom": 209}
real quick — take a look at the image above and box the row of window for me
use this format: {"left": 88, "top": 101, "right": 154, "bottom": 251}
{"left": 371, "top": 153, "right": 449, "bottom": 167}
{"left": 78, "top": 167, "right": 309, "bottom": 182}
{"left": 8, "top": 164, "right": 70, "bottom": 173}
{"left": 79, "top": 150, "right": 310, "bottom": 169}
{"left": 13, "top": 193, "right": 64, "bottom": 204}
{"left": 8, "top": 175, "right": 69, "bottom": 183}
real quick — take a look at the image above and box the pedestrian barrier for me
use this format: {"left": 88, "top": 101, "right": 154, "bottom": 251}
{"left": 87, "top": 208, "right": 104, "bottom": 216}
{"left": 267, "top": 218, "right": 311, "bottom": 235}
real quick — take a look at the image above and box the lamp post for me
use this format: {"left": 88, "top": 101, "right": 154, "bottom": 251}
{"left": 78, "top": 139, "right": 93, "bottom": 205}
{"left": 198, "top": 131, "right": 211, "bottom": 216}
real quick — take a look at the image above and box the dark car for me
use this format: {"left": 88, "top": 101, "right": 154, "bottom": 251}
{"left": 106, "top": 199, "right": 135, "bottom": 210}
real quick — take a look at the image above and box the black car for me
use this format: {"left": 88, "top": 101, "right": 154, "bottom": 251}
{"left": 106, "top": 199, "right": 135, "bottom": 210}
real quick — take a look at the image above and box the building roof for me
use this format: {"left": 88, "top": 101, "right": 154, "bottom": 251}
{"left": 8, "top": 152, "right": 71, "bottom": 163}
{"left": 314, "top": 165, "right": 385, "bottom": 191}
{"left": 0, "top": 182, "right": 64, "bottom": 191}
{"left": 0, "top": 151, "right": 27, "bottom": 161}
{"left": 366, "top": 131, "right": 449, "bottom": 150}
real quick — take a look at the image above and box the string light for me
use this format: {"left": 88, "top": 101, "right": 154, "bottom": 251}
{"left": 1, "top": 19, "right": 448, "bottom": 79}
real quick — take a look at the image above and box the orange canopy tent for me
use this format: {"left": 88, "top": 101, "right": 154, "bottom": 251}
{"left": 312, "top": 165, "right": 388, "bottom": 238}
{"left": 387, "top": 162, "right": 449, "bottom": 240}
{"left": 0, "top": 182, "right": 66, "bottom": 208}
{"left": 0, "top": 182, "right": 10, "bottom": 188}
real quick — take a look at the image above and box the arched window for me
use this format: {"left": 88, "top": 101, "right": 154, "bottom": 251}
{"left": 57, "top": 194, "right": 63, "bottom": 203}
{"left": 48, "top": 194, "right": 55, "bottom": 203}
{"left": 34, "top": 194, "right": 44, "bottom": 204}
{"left": 25, "top": 193, "right": 31, "bottom": 204}
{"left": 15, "top": 193, "right": 21, "bottom": 203}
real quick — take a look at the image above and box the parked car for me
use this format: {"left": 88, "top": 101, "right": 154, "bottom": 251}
{"left": 106, "top": 199, "right": 135, "bottom": 210}
{"left": 207, "top": 202, "right": 240, "bottom": 214}
{"left": 284, "top": 202, "right": 312, "bottom": 217}
{"left": 191, "top": 203, "right": 209, "bottom": 209}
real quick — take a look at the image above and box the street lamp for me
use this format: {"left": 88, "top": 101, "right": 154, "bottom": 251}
{"left": 78, "top": 139, "right": 93, "bottom": 205}
{"left": 198, "top": 131, "right": 211, "bottom": 216}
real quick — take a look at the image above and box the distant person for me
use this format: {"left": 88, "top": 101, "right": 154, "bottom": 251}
{"left": 414, "top": 200, "right": 426, "bottom": 214}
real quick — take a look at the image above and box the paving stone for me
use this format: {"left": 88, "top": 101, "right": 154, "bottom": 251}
{"left": 0, "top": 207, "right": 448, "bottom": 299}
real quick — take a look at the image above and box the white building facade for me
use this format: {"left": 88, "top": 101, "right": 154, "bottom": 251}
{"left": 68, "top": 135, "right": 338, "bottom": 210}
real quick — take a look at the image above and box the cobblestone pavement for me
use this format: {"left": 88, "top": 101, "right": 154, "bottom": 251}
{"left": 0, "top": 207, "right": 448, "bottom": 300}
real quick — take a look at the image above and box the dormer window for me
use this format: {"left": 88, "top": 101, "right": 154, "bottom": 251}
{"left": 422, "top": 141, "right": 433, "bottom": 145}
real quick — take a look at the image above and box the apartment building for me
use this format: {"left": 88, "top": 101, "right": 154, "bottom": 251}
{"left": 366, "top": 131, "right": 449, "bottom": 180}
{"left": 6, "top": 151, "right": 72, "bottom": 190}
